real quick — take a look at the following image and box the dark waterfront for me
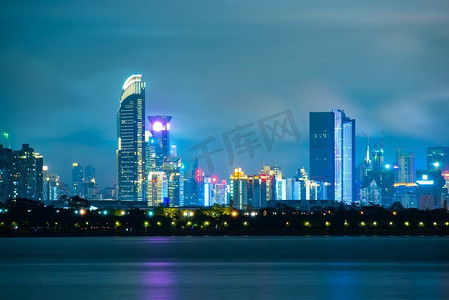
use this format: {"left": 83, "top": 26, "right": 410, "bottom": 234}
{"left": 1, "top": 236, "right": 448, "bottom": 299}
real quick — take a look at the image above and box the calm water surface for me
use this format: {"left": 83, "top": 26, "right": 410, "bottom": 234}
{"left": 0, "top": 236, "right": 448, "bottom": 299}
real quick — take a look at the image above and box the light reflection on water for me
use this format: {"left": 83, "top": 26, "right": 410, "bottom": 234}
{"left": 0, "top": 236, "right": 448, "bottom": 299}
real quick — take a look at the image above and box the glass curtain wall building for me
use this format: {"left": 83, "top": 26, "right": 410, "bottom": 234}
{"left": 117, "top": 75, "right": 146, "bottom": 201}
{"left": 310, "top": 110, "right": 355, "bottom": 204}
{"left": 148, "top": 115, "right": 172, "bottom": 170}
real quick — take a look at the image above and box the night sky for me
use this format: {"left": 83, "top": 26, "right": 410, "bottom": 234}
{"left": 1, "top": 0, "right": 448, "bottom": 187}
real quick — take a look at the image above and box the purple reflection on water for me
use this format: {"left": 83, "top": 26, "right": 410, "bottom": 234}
{"left": 142, "top": 261, "right": 178, "bottom": 298}
{"left": 142, "top": 237, "right": 177, "bottom": 244}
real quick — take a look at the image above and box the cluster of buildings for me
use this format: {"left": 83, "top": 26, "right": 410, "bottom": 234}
{"left": 1, "top": 74, "right": 448, "bottom": 210}
{"left": 0, "top": 144, "right": 44, "bottom": 201}
{"left": 114, "top": 76, "right": 350, "bottom": 209}
{"left": 357, "top": 145, "right": 449, "bottom": 210}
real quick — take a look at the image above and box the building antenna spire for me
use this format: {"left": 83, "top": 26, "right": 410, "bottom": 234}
{"left": 362, "top": 131, "right": 370, "bottom": 164}
{"left": 381, "top": 130, "right": 384, "bottom": 152}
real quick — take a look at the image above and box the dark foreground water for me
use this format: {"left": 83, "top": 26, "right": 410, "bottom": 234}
{"left": 0, "top": 236, "right": 448, "bottom": 300}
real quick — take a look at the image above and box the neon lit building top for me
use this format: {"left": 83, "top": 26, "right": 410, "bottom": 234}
{"left": 121, "top": 74, "right": 145, "bottom": 102}
{"left": 148, "top": 115, "right": 172, "bottom": 170}
{"left": 148, "top": 116, "right": 172, "bottom": 131}
{"left": 123, "top": 74, "right": 142, "bottom": 90}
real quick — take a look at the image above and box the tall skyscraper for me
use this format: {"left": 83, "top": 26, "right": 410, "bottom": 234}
{"left": 247, "top": 175, "right": 261, "bottom": 207}
{"left": 148, "top": 115, "right": 172, "bottom": 169}
{"left": 398, "top": 152, "right": 415, "bottom": 183}
{"left": 203, "top": 176, "right": 213, "bottom": 207}
{"left": 43, "top": 166, "right": 60, "bottom": 202}
{"left": 71, "top": 163, "right": 83, "bottom": 196}
{"left": 117, "top": 74, "right": 145, "bottom": 201}
{"left": 259, "top": 165, "right": 278, "bottom": 202}
{"left": 310, "top": 110, "right": 355, "bottom": 204}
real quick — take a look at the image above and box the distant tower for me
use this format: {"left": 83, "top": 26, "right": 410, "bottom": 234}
{"left": 170, "top": 145, "right": 178, "bottom": 157}
{"left": 0, "top": 132, "right": 10, "bottom": 148}
{"left": 84, "top": 165, "right": 96, "bottom": 182}
{"left": 398, "top": 153, "right": 415, "bottom": 183}
{"left": 43, "top": 166, "right": 60, "bottom": 202}
{"left": 363, "top": 133, "right": 371, "bottom": 165}
{"left": 71, "top": 162, "right": 83, "bottom": 196}
{"left": 117, "top": 74, "right": 146, "bottom": 201}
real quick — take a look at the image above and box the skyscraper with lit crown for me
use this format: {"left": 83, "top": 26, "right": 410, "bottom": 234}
{"left": 117, "top": 74, "right": 145, "bottom": 201}
{"left": 148, "top": 115, "right": 172, "bottom": 170}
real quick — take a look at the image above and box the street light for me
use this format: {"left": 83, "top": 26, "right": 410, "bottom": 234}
{"left": 144, "top": 221, "right": 149, "bottom": 232}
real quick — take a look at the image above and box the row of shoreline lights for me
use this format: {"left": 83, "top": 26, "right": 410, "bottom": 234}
{"left": 69, "top": 209, "right": 449, "bottom": 227}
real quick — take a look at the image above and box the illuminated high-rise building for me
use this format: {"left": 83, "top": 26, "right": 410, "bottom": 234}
{"left": 212, "top": 180, "right": 228, "bottom": 206}
{"left": 310, "top": 110, "right": 355, "bottom": 204}
{"left": 260, "top": 165, "right": 279, "bottom": 202}
{"left": 1, "top": 144, "right": 44, "bottom": 202}
{"left": 71, "top": 163, "right": 83, "bottom": 196}
{"left": 230, "top": 168, "right": 248, "bottom": 209}
{"left": 117, "top": 74, "right": 145, "bottom": 201}
{"left": 398, "top": 153, "right": 415, "bottom": 183}
{"left": 203, "top": 176, "right": 213, "bottom": 207}
{"left": 230, "top": 168, "right": 273, "bottom": 209}
{"left": 148, "top": 115, "right": 172, "bottom": 169}
{"left": 247, "top": 175, "right": 261, "bottom": 207}
{"left": 293, "top": 167, "right": 329, "bottom": 201}
{"left": 43, "top": 166, "right": 60, "bottom": 202}
{"left": 162, "top": 157, "right": 184, "bottom": 207}
{"left": 12, "top": 144, "right": 43, "bottom": 201}
{"left": 147, "top": 171, "right": 167, "bottom": 206}
{"left": 258, "top": 172, "right": 274, "bottom": 207}
{"left": 184, "top": 158, "right": 200, "bottom": 206}
{"left": 372, "top": 149, "right": 384, "bottom": 172}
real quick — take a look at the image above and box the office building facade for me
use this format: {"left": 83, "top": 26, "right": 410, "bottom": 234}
{"left": 117, "top": 74, "right": 146, "bottom": 201}
{"left": 71, "top": 162, "right": 83, "bottom": 196}
{"left": 310, "top": 110, "right": 355, "bottom": 204}
{"left": 398, "top": 152, "right": 415, "bottom": 183}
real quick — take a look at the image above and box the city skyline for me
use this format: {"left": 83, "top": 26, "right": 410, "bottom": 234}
{"left": 1, "top": 1, "right": 449, "bottom": 187}
{"left": 1, "top": 2, "right": 448, "bottom": 298}
{"left": 0, "top": 73, "right": 446, "bottom": 188}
